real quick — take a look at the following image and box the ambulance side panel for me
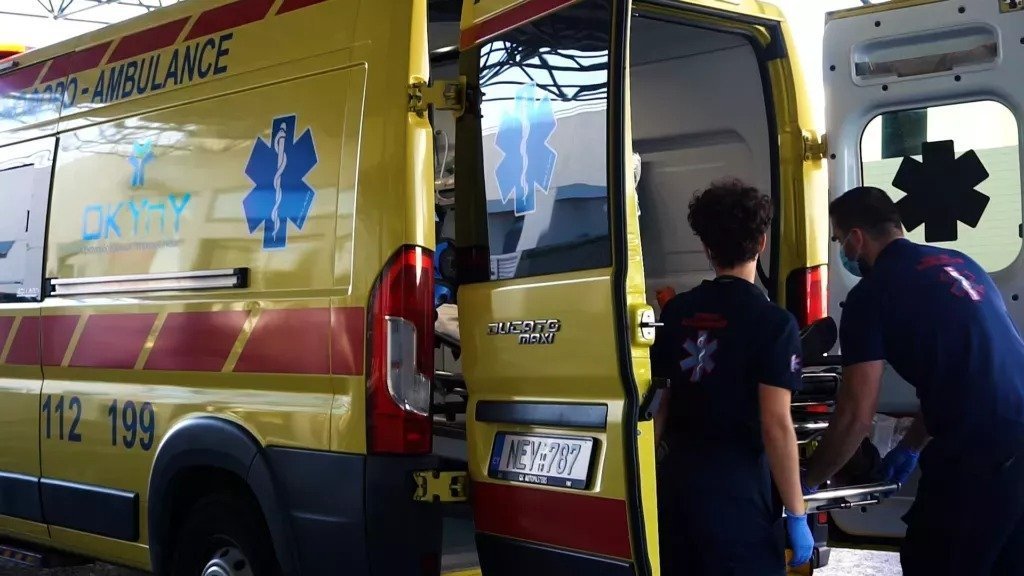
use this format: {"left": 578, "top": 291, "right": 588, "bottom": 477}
{"left": 0, "top": 0, "right": 441, "bottom": 574}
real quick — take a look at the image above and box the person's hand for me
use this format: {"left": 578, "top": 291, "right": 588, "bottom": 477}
{"left": 785, "top": 509, "right": 814, "bottom": 567}
{"left": 881, "top": 444, "right": 920, "bottom": 484}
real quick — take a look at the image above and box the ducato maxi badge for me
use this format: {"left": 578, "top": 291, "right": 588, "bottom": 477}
{"left": 487, "top": 319, "right": 561, "bottom": 345}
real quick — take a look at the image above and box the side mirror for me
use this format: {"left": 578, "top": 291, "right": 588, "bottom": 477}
{"left": 800, "top": 316, "right": 838, "bottom": 360}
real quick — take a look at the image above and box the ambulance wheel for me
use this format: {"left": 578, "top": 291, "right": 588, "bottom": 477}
{"left": 171, "top": 492, "right": 280, "bottom": 576}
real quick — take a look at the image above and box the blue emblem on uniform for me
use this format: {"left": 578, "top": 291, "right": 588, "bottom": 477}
{"left": 494, "top": 83, "right": 558, "bottom": 216}
{"left": 129, "top": 140, "right": 154, "bottom": 189}
{"left": 681, "top": 330, "right": 718, "bottom": 382}
{"left": 243, "top": 115, "right": 318, "bottom": 250}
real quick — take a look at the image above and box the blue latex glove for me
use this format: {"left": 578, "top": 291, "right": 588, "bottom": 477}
{"left": 785, "top": 509, "right": 814, "bottom": 567}
{"left": 881, "top": 444, "right": 920, "bottom": 484}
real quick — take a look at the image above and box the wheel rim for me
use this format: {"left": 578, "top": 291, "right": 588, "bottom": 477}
{"left": 202, "top": 546, "right": 255, "bottom": 576}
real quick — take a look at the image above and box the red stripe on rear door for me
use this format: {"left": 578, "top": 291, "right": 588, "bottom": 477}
{"left": 460, "top": 0, "right": 577, "bottom": 50}
{"left": 0, "top": 317, "right": 16, "bottom": 354}
{"left": 70, "top": 313, "right": 157, "bottom": 369}
{"left": 145, "top": 311, "right": 248, "bottom": 371}
{"left": 41, "top": 315, "right": 80, "bottom": 367}
{"left": 40, "top": 42, "right": 112, "bottom": 83}
{"left": 108, "top": 17, "right": 190, "bottom": 63}
{"left": 235, "top": 308, "right": 330, "bottom": 375}
{"left": 276, "top": 0, "right": 329, "bottom": 15}
{"left": 185, "top": 0, "right": 275, "bottom": 41}
{"left": 472, "top": 482, "right": 633, "bottom": 559}
{"left": 0, "top": 63, "right": 44, "bottom": 93}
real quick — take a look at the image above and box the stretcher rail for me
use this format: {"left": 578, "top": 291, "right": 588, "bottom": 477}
{"left": 803, "top": 482, "right": 901, "bottom": 513}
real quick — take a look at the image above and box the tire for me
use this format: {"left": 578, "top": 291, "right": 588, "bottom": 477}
{"left": 170, "top": 492, "right": 280, "bottom": 576}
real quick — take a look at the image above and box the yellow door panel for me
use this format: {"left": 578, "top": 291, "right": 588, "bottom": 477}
{"left": 0, "top": 136, "right": 56, "bottom": 542}
{"left": 456, "top": 0, "right": 659, "bottom": 573}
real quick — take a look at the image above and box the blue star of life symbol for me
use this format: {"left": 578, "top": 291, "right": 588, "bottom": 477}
{"left": 243, "top": 115, "right": 318, "bottom": 250}
{"left": 129, "top": 140, "right": 154, "bottom": 189}
{"left": 494, "top": 83, "right": 558, "bottom": 216}
{"left": 680, "top": 330, "right": 718, "bottom": 382}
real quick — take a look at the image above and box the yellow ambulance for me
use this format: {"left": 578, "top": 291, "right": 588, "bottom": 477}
{"left": 0, "top": 0, "right": 1018, "bottom": 574}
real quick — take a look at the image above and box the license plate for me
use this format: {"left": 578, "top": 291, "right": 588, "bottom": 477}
{"left": 488, "top": 433, "right": 595, "bottom": 489}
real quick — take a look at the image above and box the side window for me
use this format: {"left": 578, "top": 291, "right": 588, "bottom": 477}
{"left": 477, "top": 0, "right": 611, "bottom": 281}
{"left": 860, "top": 101, "right": 1021, "bottom": 272}
{"left": 0, "top": 159, "right": 50, "bottom": 301}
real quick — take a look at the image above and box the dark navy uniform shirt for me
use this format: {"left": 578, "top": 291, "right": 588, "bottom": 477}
{"left": 651, "top": 276, "right": 803, "bottom": 457}
{"left": 841, "top": 239, "right": 1024, "bottom": 457}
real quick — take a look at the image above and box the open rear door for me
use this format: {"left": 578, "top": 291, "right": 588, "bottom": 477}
{"left": 823, "top": 0, "right": 1024, "bottom": 545}
{"left": 455, "top": 1, "right": 661, "bottom": 574}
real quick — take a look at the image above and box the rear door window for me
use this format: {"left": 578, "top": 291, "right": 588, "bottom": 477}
{"left": 860, "top": 100, "right": 1021, "bottom": 272}
{"left": 476, "top": 0, "right": 611, "bottom": 280}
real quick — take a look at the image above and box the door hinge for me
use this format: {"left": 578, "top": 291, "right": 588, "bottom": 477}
{"left": 413, "top": 470, "right": 468, "bottom": 503}
{"left": 409, "top": 77, "right": 467, "bottom": 118}
{"left": 802, "top": 131, "right": 827, "bottom": 162}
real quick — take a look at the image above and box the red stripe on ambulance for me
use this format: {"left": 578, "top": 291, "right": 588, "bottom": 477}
{"left": 3, "top": 316, "right": 79, "bottom": 366}
{"left": 145, "top": 310, "right": 249, "bottom": 372}
{"left": 5, "top": 317, "right": 40, "bottom": 365}
{"left": 108, "top": 17, "right": 191, "bottom": 63}
{"left": 460, "top": 0, "right": 577, "bottom": 50}
{"left": 0, "top": 317, "right": 15, "bottom": 353}
{"left": 40, "top": 42, "right": 111, "bottom": 83}
{"left": 71, "top": 314, "right": 157, "bottom": 369}
{"left": 185, "top": 0, "right": 275, "bottom": 41}
{"left": 235, "top": 308, "right": 331, "bottom": 375}
{"left": 276, "top": 0, "right": 329, "bottom": 15}
{"left": 473, "top": 482, "right": 633, "bottom": 560}
{"left": 0, "top": 64, "right": 44, "bottom": 93}
{"left": 41, "top": 316, "right": 80, "bottom": 367}
{"left": 331, "top": 307, "right": 365, "bottom": 376}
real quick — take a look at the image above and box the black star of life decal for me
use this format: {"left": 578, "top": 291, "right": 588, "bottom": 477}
{"left": 891, "top": 140, "right": 990, "bottom": 243}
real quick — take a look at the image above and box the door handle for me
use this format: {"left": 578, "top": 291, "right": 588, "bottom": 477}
{"left": 634, "top": 307, "right": 661, "bottom": 344}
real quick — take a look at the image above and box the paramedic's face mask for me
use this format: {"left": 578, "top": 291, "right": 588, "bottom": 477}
{"left": 835, "top": 228, "right": 864, "bottom": 277}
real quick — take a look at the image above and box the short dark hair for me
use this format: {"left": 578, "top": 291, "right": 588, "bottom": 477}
{"left": 828, "top": 186, "right": 904, "bottom": 238}
{"left": 687, "top": 178, "right": 772, "bottom": 269}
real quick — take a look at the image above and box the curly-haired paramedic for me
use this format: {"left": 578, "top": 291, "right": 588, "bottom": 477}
{"left": 652, "top": 179, "right": 813, "bottom": 574}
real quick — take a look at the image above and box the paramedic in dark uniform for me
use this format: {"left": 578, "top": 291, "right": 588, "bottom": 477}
{"left": 652, "top": 179, "right": 813, "bottom": 575}
{"left": 802, "top": 186, "right": 1024, "bottom": 575}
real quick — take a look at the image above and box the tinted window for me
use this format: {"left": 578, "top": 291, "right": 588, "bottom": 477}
{"left": 477, "top": 0, "right": 611, "bottom": 280}
{"left": 861, "top": 101, "right": 1021, "bottom": 272}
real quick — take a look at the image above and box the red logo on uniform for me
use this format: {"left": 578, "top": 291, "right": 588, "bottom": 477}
{"left": 941, "top": 266, "right": 984, "bottom": 301}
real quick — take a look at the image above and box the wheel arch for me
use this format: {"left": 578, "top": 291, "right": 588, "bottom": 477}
{"left": 147, "top": 416, "right": 299, "bottom": 576}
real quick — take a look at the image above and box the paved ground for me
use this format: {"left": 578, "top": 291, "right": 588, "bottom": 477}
{"left": 0, "top": 549, "right": 903, "bottom": 575}
{"left": 819, "top": 549, "right": 902, "bottom": 575}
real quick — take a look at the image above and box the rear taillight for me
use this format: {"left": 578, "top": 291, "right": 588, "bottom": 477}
{"left": 367, "top": 246, "right": 434, "bottom": 454}
{"left": 786, "top": 265, "right": 828, "bottom": 328}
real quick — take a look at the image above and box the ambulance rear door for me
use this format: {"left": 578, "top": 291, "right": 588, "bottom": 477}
{"left": 823, "top": 0, "right": 1024, "bottom": 545}
{"left": 454, "top": 0, "right": 661, "bottom": 573}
